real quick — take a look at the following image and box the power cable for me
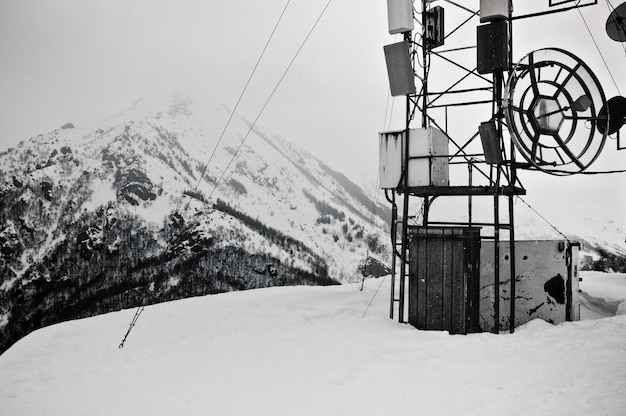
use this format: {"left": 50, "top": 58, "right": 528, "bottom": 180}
{"left": 119, "top": 0, "right": 294, "bottom": 347}
{"left": 575, "top": 168, "right": 626, "bottom": 174}
{"left": 387, "top": 97, "right": 397, "bottom": 131}
{"left": 361, "top": 275, "right": 388, "bottom": 318}
{"left": 605, "top": 0, "right": 626, "bottom": 56}
{"left": 577, "top": 6, "right": 622, "bottom": 96}
{"left": 360, "top": 86, "right": 399, "bottom": 291}
{"left": 184, "top": 0, "right": 292, "bottom": 212}
{"left": 360, "top": 172, "right": 381, "bottom": 292}
{"left": 383, "top": 34, "right": 399, "bottom": 131}
{"left": 118, "top": 306, "right": 144, "bottom": 348}
{"left": 527, "top": 167, "right": 626, "bottom": 175}
{"left": 516, "top": 196, "right": 571, "bottom": 242}
{"left": 206, "top": 0, "right": 334, "bottom": 202}
{"left": 383, "top": 92, "right": 391, "bottom": 132}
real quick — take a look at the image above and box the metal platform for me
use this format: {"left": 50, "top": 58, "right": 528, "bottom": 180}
{"left": 400, "top": 185, "right": 526, "bottom": 197}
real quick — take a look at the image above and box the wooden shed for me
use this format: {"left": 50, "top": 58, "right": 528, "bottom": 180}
{"left": 407, "top": 226, "right": 481, "bottom": 334}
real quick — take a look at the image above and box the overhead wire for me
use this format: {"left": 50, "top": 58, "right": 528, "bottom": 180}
{"left": 361, "top": 275, "right": 388, "bottom": 318}
{"left": 387, "top": 98, "right": 397, "bottom": 130}
{"left": 529, "top": 167, "right": 626, "bottom": 174}
{"left": 360, "top": 87, "right": 396, "bottom": 292}
{"left": 361, "top": 86, "right": 398, "bottom": 307}
{"left": 118, "top": 306, "right": 144, "bottom": 348}
{"left": 513, "top": 3, "right": 624, "bottom": 257}
{"left": 516, "top": 196, "right": 571, "bottom": 242}
{"left": 206, "top": 0, "right": 335, "bottom": 202}
{"left": 576, "top": 5, "right": 622, "bottom": 96}
{"left": 605, "top": 0, "right": 626, "bottom": 55}
{"left": 360, "top": 173, "right": 382, "bottom": 292}
{"left": 384, "top": 35, "right": 400, "bottom": 131}
{"left": 383, "top": 92, "right": 392, "bottom": 132}
{"left": 183, "top": 0, "right": 292, "bottom": 213}
{"left": 118, "top": 0, "right": 328, "bottom": 348}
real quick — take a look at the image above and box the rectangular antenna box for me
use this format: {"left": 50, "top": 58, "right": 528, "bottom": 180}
{"left": 378, "top": 127, "right": 449, "bottom": 189}
{"left": 424, "top": 6, "right": 445, "bottom": 49}
{"left": 477, "top": 20, "right": 508, "bottom": 74}
{"left": 480, "top": 0, "right": 511, "bottom": 22}
{"left": 387, "top": 0, "right": 414, "bottom": 34}
{"left": 383, "top": 41, "right": 416, "bottom": 97}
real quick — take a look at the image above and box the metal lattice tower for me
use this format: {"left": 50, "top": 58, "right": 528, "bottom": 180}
{"left": 383, "top": 0, "right": 604, "bottom": 333}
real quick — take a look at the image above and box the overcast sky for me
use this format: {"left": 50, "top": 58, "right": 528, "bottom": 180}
{"left": 0, "top": 0, "right": 625, "bottom": 234}
{"left": 0, "top": 0, "right": 392, "bottom": 175}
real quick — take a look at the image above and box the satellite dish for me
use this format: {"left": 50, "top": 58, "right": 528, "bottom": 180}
{"left": 503, "top": 48, "right": 608, "bottom": 175}
{"left": 606, "top": 2, "right": 626, "bottom": 42}
{"left": 598, "top": 96, "right": 626, "bottom": 135}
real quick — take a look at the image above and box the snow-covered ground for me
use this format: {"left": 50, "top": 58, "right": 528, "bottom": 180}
{"left": 1, "top": 271, "right": 625, "bottom": 416}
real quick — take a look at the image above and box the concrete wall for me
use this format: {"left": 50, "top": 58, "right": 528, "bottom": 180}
{"left": 479, "top": 240, "right": 579, "bottom": 332}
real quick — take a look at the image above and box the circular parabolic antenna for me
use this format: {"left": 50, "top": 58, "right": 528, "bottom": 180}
{"left": 503, "top": 48, "right": 608, "bottom": 175}
{"left": 606, "top": 2, "right": 626, "bottom": 42}
{"left": 598, "top": 96, "right": 626, "bottom": 135}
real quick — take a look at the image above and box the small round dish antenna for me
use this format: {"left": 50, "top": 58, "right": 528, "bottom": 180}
{"left": 598, "top": 96, "right": 626, "bottom": 135}
{"left": 503, "top": 48, "right": 608, "bottom": 175}
{"left": 606, "top": 2, "right": 626, "bottom": 42}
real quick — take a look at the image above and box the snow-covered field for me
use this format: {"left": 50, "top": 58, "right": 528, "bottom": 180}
{"left": 1, "top": 271, "right": 625, "bottom": 416}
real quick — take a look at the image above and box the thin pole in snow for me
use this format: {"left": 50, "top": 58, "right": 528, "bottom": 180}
{"left": 119, "top": 306, "right": 145, "bottom": 348}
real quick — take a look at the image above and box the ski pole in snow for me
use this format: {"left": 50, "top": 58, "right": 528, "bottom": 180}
{"left": 119, "top": 306, "right": 144, "bottom": 348}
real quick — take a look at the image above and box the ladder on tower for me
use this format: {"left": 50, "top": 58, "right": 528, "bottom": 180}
{"left": 390, "top": 216, "right": 412, "bottom": 322}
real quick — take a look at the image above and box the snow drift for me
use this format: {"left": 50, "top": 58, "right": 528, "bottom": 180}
{"left": 1, "top": 271, "right": 625, "bottom": 415}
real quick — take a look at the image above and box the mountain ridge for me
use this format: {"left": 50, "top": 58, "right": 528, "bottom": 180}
{"left": 0, "top": 96, "right": 391, "bottom": 353}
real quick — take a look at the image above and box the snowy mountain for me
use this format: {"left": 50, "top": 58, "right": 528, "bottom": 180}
{"left": 0, "top": 96, "right": 391, "bottom": 353}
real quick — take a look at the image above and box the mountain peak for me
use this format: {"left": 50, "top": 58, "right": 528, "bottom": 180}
{"left": 0, "top": 97, "right": 390, "bottom": 354}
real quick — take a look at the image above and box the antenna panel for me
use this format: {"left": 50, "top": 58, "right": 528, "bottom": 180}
{"left": 384, "top": 41, "right": 416, "bottom": 97}
{"left": 479, "top": 121, "right": 504, "bottom": 164}
{"left": 477, "top": 21, "right": 508, "bottom": 74}
{"left": 387, "top": 0, "right": 414, "bottom": 34}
